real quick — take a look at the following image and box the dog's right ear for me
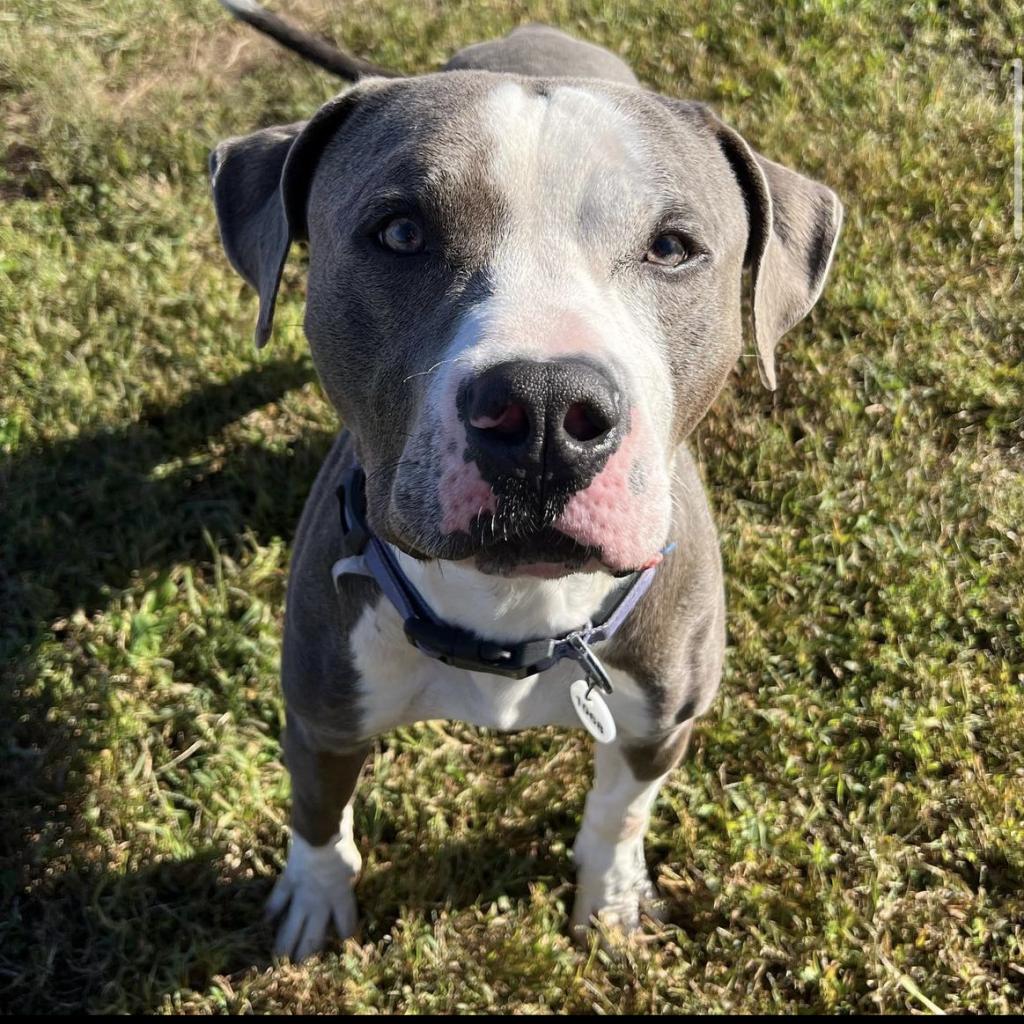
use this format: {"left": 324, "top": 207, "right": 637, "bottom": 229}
{"left": 209, "top": 87, "right": 380, "bottom": 347}
{"left": 210, "top": 122, "right": 304, "bottom": 348}
{"left": 658, "top": 98, "right": 843, "bottom": 391}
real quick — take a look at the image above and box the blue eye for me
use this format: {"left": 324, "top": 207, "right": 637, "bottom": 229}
{"left": 378, "top": 216, "right": 425, "bottom": 254}
{"left": 645, "top": 232, "right": 691, "bottom": 267}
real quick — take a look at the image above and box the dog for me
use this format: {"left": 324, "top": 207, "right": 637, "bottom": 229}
{"left": 209, "top": 0, "right": 842, "bottom": 961}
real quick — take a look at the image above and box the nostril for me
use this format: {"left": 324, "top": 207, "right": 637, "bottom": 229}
{"left": 470, "top": 401, "right": 530, "bottom": 445}
{"left": 563, "top": 401, "right": 611, "bottom": 443}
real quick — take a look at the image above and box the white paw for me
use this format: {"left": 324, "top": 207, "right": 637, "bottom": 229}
{"left": 266, "top": 831, "right": 361, "bottom": 962}
{"left": 570, "top": 835, "right": 663, "bottom": 942}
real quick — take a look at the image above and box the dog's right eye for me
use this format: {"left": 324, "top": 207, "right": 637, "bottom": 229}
{"left": 645, "top": 231, "right": 692, "bottom": 268}
{"left": 378, "top": 216, "right": 425, "bottom": 255}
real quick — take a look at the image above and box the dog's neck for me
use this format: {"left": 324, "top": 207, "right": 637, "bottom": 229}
{"left": 390, "top": 548, "right": 621, "bottom": 645}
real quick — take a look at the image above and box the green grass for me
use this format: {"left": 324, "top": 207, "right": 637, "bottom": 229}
{"left": 2, "top": 0, "right": 1022, "bottom": 1013}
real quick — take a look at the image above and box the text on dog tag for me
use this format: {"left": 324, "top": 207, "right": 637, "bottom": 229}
{"left": 570, "top": 679, "right": 617, "bottom": 744}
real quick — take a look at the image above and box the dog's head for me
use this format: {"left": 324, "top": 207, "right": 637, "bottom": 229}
{"left": 211, "top": 73, "right": 841, "bottom": 577}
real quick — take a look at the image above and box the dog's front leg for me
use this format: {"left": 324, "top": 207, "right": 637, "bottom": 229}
{"left": 571, "top": 723, "right": 692, "bottom": 940}
{"left": 267, "top": 720, "right": 370, "bottom": 961}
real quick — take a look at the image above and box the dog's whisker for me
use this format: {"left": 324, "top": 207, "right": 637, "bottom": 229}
{"left": 401, "top": 357, "right": 461, "bottom": 384}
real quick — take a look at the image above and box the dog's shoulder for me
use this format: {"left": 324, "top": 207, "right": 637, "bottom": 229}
{"left": 282, "top": 430, "right": 377, "bottom": 747}
{"left": 606, "top": 444, "right": 726, "bottom": 731}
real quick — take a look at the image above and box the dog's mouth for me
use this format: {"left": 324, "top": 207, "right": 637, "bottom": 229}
{"left": 471, "top": 527, "right": 607, "bottom": 578}
{"left": 388, "top": 518, "right": 616, "bottom": 578}
{"left": 385, "top": 492, "right": 662, "bottom": 578}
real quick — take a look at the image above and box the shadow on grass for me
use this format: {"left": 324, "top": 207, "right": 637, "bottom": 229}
{"left": 0, "top": 358, "right": 330, "bottom": 1010}
{"left": 0, "top": 356, "right": 325, "bottom": 651}
{"left": 5, "top": 849, "right": 275, "bottom": 1013}
{"left": 3, "top": 806, "right": 633, "bottom": 1013}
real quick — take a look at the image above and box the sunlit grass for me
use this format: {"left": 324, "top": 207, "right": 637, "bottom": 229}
{"left": 2, "top": 0, "right": 1022, "bottom": 1012}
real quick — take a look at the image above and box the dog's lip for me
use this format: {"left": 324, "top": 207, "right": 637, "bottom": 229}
{"left": 384, "top": 518, "right": 660, "bottom": 576}
{"left": 473, "top": 527, "right": 596, "bottom": 567}
{"left": 470, "top": 528, "right": 659, "bottom": 578}
{"left": 476, "top": 545, "right": 667, "bottom": 579}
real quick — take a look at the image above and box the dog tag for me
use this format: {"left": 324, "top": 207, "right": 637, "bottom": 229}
{"left": 570, "top": 679, "right": 617, "bottom": 744}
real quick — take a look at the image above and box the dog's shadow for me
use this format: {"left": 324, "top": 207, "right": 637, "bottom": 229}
{"left": 1, "top": 358, "right": 327, "bottom": 1009}
{"left": 9, "top": 849, "right": 274, "bottom": 1012}
{"left": 1, "top": 355, "right": 324, "bottom": 646}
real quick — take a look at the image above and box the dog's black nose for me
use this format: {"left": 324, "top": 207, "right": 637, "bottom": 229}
{"left": 460, "top": 358, "right": 626, "bottom": 495}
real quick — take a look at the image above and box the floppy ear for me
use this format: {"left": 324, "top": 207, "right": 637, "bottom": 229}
{"left": 725, "top": 136, "right": 843, "bottom": 390}
{"left": 210, "top": 122, "right": 302, "bottom": 348}
{"left": 667, "top": 100, "right": 843, "bottom": 390}
{"left": 209, "top": 88, "right": 376, "bottom": 347}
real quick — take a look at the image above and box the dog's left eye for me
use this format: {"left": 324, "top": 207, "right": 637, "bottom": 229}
{"left": 645, "top": 232, "right": 692, "bottom": 268}
{"left": 378, "top": 216, "right": 425, "bottom": 255}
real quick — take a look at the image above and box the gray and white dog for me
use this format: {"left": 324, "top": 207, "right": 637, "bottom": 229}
{"left": 210, "top": 0, "right": 842, "bottom": 961}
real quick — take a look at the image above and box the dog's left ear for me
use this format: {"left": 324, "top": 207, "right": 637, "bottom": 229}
{"left": 665, "top": 100, "right": 843, "bottom": 390}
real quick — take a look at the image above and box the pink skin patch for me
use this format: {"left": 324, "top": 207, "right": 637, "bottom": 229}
{"left": 439, "top": 448, "right": 496, "bottom": 535}
{"left": 434, "top": 362, "right": 497, "bottom": 535}
{"left": 553, "top": 419, "right": 670, "bottom": 573}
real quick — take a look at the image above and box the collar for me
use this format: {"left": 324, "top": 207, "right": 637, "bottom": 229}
{"left": 330, "top": 466, "right": 671, "bottom": 696}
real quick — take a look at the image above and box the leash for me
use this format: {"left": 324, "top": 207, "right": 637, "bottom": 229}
{"left": 330, "top": 466, "right": 672, "bottom": 743}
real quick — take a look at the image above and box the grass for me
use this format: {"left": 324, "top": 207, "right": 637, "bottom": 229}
{"left": 1, "top": 0, "right": 1022, "bottom": 1013}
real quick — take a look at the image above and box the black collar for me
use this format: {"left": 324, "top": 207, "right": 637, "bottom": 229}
{"left": 331, "top": 467, "right": 668, "bottom": 693}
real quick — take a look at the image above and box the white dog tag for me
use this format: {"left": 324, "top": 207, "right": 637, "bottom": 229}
{"left": 570, "top": 679, "right": 617, "bottom": 744}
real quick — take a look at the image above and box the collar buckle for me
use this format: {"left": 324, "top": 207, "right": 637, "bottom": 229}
{"left": 565, "top": 632, "right": 615, "bottom": 696}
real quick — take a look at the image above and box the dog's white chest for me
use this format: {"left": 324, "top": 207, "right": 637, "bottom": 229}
{"left": 347, "top": 589, "right": 653, "bottom": 740}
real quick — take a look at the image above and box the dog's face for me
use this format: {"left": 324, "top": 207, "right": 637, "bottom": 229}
{"left": 307, "top": 76, "right": 749, "bottom": 577}
{"left": 211, "top": 72, "right": 841, "bottom": 577}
